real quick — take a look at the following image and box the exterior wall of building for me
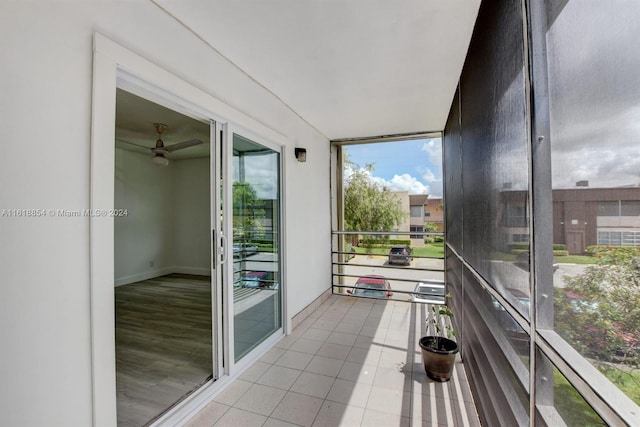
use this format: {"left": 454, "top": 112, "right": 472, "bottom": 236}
{"left": 0, "top": 3, "right": 330, "bottom": 425}
{"left": 425, "top": 198, "right": 445, "bottom": 232}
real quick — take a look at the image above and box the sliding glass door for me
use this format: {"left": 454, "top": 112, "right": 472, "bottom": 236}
{"left": 229, "top": 132, "right": 282, "bottom": 362}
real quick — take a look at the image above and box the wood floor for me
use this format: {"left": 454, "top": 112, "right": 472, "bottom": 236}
{"left": 115, "top": 274, "right": 213, "bottom": 427}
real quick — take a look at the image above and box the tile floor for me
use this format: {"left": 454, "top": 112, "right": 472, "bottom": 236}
{"left": 186, "top": 295, "right": 480, "bottom": 427}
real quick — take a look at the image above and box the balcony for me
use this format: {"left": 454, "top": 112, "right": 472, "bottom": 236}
{"left": 186, "top": 294, "right": 480, "bottom": 426}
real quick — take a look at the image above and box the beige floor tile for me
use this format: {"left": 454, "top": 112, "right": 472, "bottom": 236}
{"left": 256, "top": 365, "right": 302, "bottom": 390}
{"left": 289, "top": 338, "right": 324, "bottom": 355}
{"left": 333, "top": 321, "right": 363, "bottom": 335}
{"left": 239, "top": 361, "right": 271, "bottom": 382}
{"left": 311, "top": 400, "right": 364, "bottom": 427}
{"left": 290, "top": 371, "right": 336, "bottom": 399}
{"left": 274, "top": 350, "right": 314, "bottom": 371}
{"left": 326, "top": 331, "right": 358, "bottom": 346}
{"left": 337, "top": 361, "right": 378, "bottom": 385}
{"left": 326, "top": 378, "right": 372, "bottom": 408}
{"left": 185, "top": 401, "right": 229, "bottom": 427}
{"left": 378, "top": 348, "right": 413, "bottom": 370}
{"left": 313, "top": 319, "right": 340, "bottom": 331}
{"left": 305, "top": 355, "right": 345, "bottom": 377}
{"left": 360, "top": 409, "right": 410, "bottom": 427}
{"left": 303, "top": 328, "right": 332, "bottom": 342}
{"left": 233, "top": 383, "right": 287, "bottom": 416}
{"left": 184, "top": 295, "right": 479, "bottom": 427}
{"left": 372, "top": 366, "right": 412, "bottom": 392}
{"left": 271, "top": 391, "right": 324, "bottom": 427}
{"left": 346, "top": 346, "right": 381, "bottom": 366}
{"left": 316, "top": 342, "right": 352, "bottom": 360}
{"left": 213, "top": 379, "right": 252, "bottom": 406}
{"left": 260, "top": 347, "right": 286, "bottom": 364}
{"left": 213, "top": 407, "right": 267, "bottom": 427}
{"left": 411, "top": 391, "right": 457, "bottom": 426}
{"left": 263, "top": 418, "right": 300, "bottom": 427}
{"left": 366, "top": 386, "right": 411, "bottom": 417}
{"left": 274, "top": 334, "right": 298, "bottom": 350}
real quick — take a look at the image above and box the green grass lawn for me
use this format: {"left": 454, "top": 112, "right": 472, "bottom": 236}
{"left": 554, "top": 369, "right": 606, "bottom": 426}
{"left": 554, "top": 255, "right": 597, "bottom": 264}
{"left": 492, "top": 251, "right": 596, "bottom": 265}
{"left": 353, "top": 242, "right": 444, "bottom": 258}
{"left": 554, "top": 363, "right": 640, "bottom": 425}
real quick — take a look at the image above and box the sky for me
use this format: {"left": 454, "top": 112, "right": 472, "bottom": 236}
{"left": 343, "top": 137, "right": 443, "bottom": 197}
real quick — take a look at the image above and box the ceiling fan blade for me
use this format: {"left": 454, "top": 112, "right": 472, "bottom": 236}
{"left": 151, "top": 146, "right": 169, "bottom": 155}
{"left": 164, "top": 138, "right": 204, "bottom": 152}
{"left": 117, "top": 138, "right": 152, "bottom": 151}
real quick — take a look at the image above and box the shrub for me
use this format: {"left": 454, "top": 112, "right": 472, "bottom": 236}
{"left": 555, "top": 253, "right": 640, "bottom": 369}
{"left": 508, "top": 243, "right": 530, "bottom": 252}
{"left": 586, "top": 245, "right": 640, "bottom": 265}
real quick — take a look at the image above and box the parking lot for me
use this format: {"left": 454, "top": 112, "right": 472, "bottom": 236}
{"left": 336, "top": 253, "right": 588, "bottom": 302}
{"left": 337, "top": 254, "right": 445, "bottom": 302}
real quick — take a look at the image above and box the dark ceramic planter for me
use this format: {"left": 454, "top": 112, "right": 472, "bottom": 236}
{"left": 419, "top": 336, "right": 459, "bottom": 382}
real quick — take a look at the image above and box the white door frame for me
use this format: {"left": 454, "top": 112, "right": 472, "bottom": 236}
{"left": 90, "top": 33, "right": 287, "bottom": 426}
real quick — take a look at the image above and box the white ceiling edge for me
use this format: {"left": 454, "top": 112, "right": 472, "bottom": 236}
{"left": 153, "top": 0, "right": 480, "bottom": 140}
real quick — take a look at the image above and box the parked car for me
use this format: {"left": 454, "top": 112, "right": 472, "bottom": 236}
{"left": 388, "top": 244, "right": 413, "bottom": 266}
{"left": 411, "top": 281, "right": 445, "bottom": 304}
{"left": 237, "top": 271, "right": 276, "bottom": 289}
{"left": 346, "top": 275, "right": 393, "bottom": 299}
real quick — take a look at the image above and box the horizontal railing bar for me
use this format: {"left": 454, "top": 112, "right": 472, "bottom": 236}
{"left": 331, "top": 285, "right": 445, "bottom": 301}
{"left": 332, "top": 272, "right": 444, "bottom": 284}
{"left": 333, "top": 230, "right": 444, "bottom": 236}
{"left": 332, "top": 262, "right": 444, "bottom": 272}
{"left": 331, "top": 252, "right": 445, "bottom": 260}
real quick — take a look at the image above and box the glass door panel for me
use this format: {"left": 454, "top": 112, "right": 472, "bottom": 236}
{"left": 231, "top": 133, "right": 282, "bottom": 362}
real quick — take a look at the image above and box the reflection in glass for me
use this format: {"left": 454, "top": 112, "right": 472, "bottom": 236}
{"left": 546, "top": 0, "right": 640, "bottom": 405}
{"left": 536, "top": 350, "right": 605, "bottom": 426}
{"left": 232, "top": 133, "right": 281, "bottom": 362}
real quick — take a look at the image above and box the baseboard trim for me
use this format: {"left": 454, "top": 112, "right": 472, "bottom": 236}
{"left": 290, "top": 288, "right": 333, "bottom": 330}
{"left": 115, "top": 266, "right": 211, "bottom": 286}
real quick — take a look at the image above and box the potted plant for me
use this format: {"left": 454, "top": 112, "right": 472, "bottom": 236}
{"left": 419, "top": 301, "right": 459, "bottom": 382}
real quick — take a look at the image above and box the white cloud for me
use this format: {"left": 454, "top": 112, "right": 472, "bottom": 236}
{"left": 372, "top": 173, "right": 429, "bottom": 195}
{"left": 421, "top": 138, "right": 442, "bottom": 165}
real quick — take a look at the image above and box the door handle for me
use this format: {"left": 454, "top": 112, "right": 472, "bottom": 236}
{"left": 220, "top": 234, "right": 227, "bottom": 264}
{"left": 211, "top": 229, "right": 216, "bottom": 270}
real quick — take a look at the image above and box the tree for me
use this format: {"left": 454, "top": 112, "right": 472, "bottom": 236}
{"left": 343, "top": 163, "right": 407, "bottom": 249}
{"left": 233, "top": 181, "right": 265, "bottom": 240}
{"left": 554, "top": 246, "right": 640, "bottom": 371}
{"left": 424, "top": 221, "right": 439, "bottom": 243}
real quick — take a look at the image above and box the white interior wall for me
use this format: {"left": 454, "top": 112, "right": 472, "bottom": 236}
{"left": 172, "top": 157, "right": 211, "bottom": 276}
{"left": 0, "top": 2, "right": 331, "bottom": 426}
{"left": 114, "top": 150, "right": 211, "bottom": 285}
{"left": 114, "top": 147, "right": 175, "bottom": 284}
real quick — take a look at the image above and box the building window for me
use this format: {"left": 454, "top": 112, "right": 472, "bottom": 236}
{"left": 512, "top": 233, "right": 529, "bottom": 243}
{"left": 410, "top": 225, "right": 423, "bottom": 239}
{"left": 621, "top": 201, "right": 640, "bottom": 216}
{"left": 598, "top": 201, "right": 640, "bottom": 217}
{"left": 424, "top": 209, "right": 431, "bottom": 217}
{"left": 410, "top": 205, "right": 423, "bottom": 218}
{"left": 598, "top": 230, "right": 640, "bottom": 246}
{"left": 597, "top": 201, "right": 620, "bottom": 216}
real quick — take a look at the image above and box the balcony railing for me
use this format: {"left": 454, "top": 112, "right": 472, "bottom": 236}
{"left": 331, "top": 231, "right": 445, "bottom": 303}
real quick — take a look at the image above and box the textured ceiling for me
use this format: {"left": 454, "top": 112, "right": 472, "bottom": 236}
{"left": 153, "top": 0, "right": 480, "bottom": 140}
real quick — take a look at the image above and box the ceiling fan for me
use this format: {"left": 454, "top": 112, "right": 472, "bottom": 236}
{"left": 148, "top": 123, "right": 203, "bottom": 166}
{"left": 118, "top": 123, "right": 204, "bottom": 166}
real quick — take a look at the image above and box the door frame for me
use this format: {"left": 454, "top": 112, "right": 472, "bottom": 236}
{"left": 90, "top": 33, "right": 287, "bottom": 426}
